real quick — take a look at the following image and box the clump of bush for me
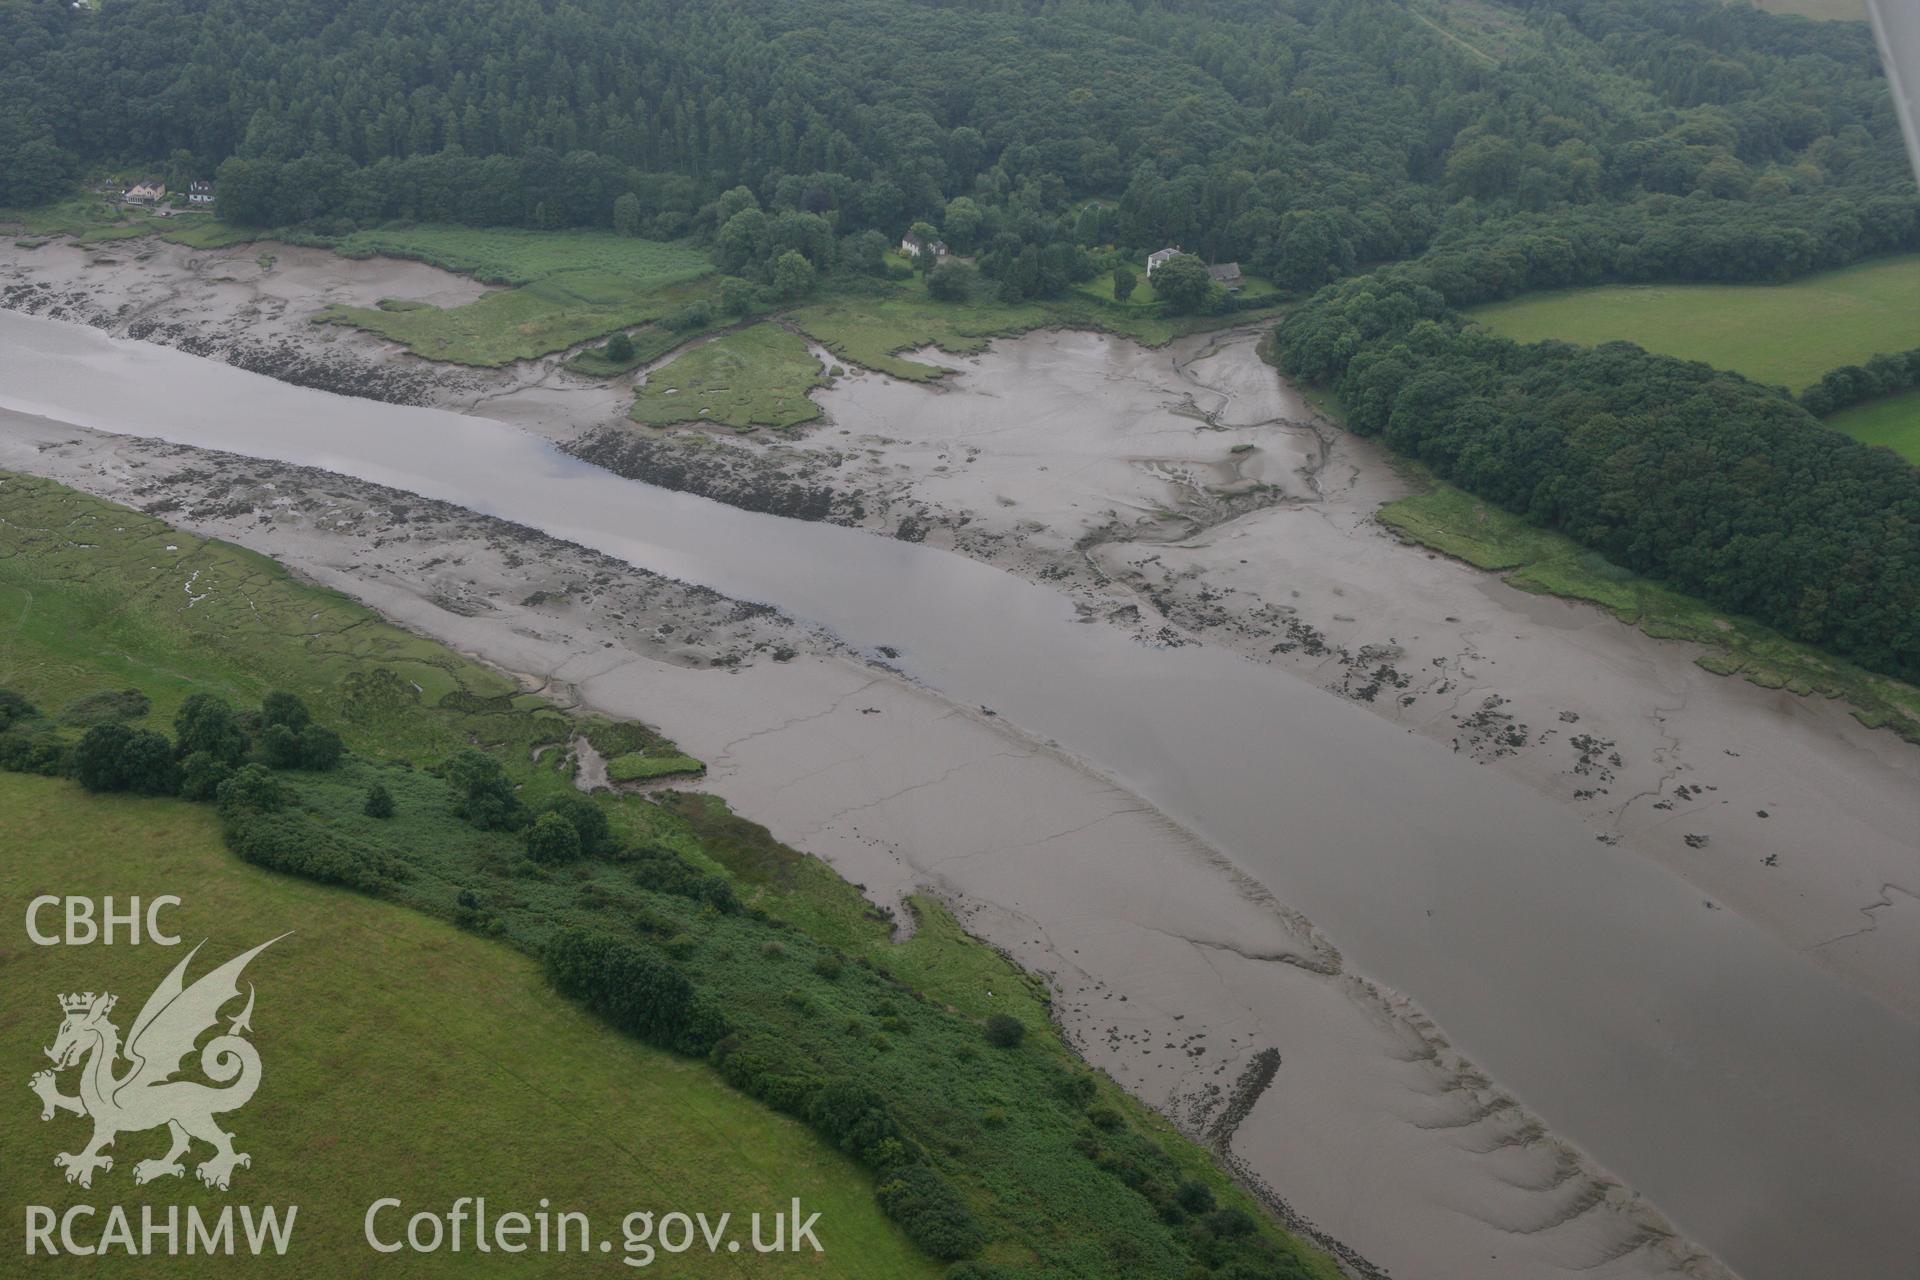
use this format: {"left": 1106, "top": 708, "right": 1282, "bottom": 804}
{"left": 215, "top": 763, "right": 286, "bottom": 816}
{"left": 525, "top": 810, "right": 582, "bottom": 864}
{"left": 174, "top": 693, "right": 249, "bottom": 765}
{"left": 0, "top": 725, "right": 66, "bottom": 776}
{"left": 874, "top": 1165, "right": 983, "bottom": 1261}
{"left": 363, "top": 783, "right": 395, "bottom": 819}
{"left": 223, "top": 811, "right": 400, "bottom": 892}
{"left": 179, "top": 751, "right": 233, "bottom": 801}
{"left": 72, "top": 723, "right": 179, "bottom": 795}
{"left": 0, "top": 691, "right": 64, "bottom": 776}
{"left": 664, "top": 299, "right": 713, "bottom": 332}
{"left": 533, "top": 794, "right": 614, "bottom": 856}
{"left": 544, "top": 928, "right": 729, "bottom": 1056}
{"left": 261, "top": 720, "right": 344, "bottom": 770}
{"left": 807, "top": 1077, "right": 918, "bottom": 1169}
{"left": 0, "top": 689, "right": 41, "bottom": 732}
{"left": 984, "top": 1013, "right": 1026, "bottom": 1049}
{"left": 709, "top": 1033, "right": 826, "bottom": 1117}
{"left": 445, "top": 748, "right": 523, "bottom": 830}
{"left": 927, "top": 260, "right": 976, "bottom": 301}
{"left": 630, "top": 843, "right": 740, "bottom": 912}
{"left": 1176, "top": 1179, "right": 1216, "bottom": 1214}
{"left": 260, "top": 690, "right": 312, "bottom": 733}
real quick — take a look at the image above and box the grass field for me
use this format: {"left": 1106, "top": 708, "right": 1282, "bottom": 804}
{"left": 1466, "top": 255, "right": 1920, "bottom": 390}
{"left": 631, "top": 324, "right": 827, "bottom": 430}
{"left": 0, "top": 775, "right": 935, "bottom": 1277}
{"left": 1377, "top": 472, "right": 1920, "bottom": 741}
{"left": 309, "top": 225, "right": 715, "bottom": 366}
{"left": 1823, "top": 389, "right": 1920, "bottom": 464}
{"left": 0, "top": 472, "right": 574, "bottom": 775}
{"left": 0, "top": 471, "right": 1341, "bottom": 1279}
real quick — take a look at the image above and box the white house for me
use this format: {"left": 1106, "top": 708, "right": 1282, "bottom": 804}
{"left": 1146, "top": 246, "right": 1184, "bottom": 277}
{"left": 188, "top": 181, "right": 214, "bottom": 205}
{"left": 901, "top": 232, "right": 949, "bottom": 260}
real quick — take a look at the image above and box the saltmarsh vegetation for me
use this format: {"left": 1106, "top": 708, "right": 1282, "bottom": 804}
{"left": 783, "top": 270, "right": 1279, "bottom": 385}
{"left": 630, "top": 324, "right": 828, "bottom": 431}
{"left": 307, "top": 225, "right": 717, "bottom": 366}
{"left": 0, "top": 471, "right": 1340, "bottom": 1280}
{"left": 1375, "top": 467, "right": 1920, "bottom": 743}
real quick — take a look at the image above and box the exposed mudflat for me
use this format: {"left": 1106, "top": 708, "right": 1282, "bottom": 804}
{"left": 0, "top": 237, "right": 631, "bottom": 430}
{"left": 3, "top": 240, "right": 1918, "bottom": 1280}
{"left": 584, "top": 326, "right": 1920, "bottom": 1020}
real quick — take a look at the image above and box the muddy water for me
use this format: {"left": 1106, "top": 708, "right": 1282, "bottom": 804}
{"left": 2, "top": 310, "right": 1915, "bottom": 1279}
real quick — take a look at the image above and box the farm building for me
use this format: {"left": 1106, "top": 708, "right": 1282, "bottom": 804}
{"left": 1207, "top": 262, "right": 1243, "bottom": 291}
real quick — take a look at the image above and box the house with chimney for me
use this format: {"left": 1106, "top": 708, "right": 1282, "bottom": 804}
{"left": 1146, "top": 246, "right": 1183, "bottom": 277}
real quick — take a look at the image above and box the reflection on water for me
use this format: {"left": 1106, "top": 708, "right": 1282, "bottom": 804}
{"left": 1, "top": 310, "right": 1914, "bottom": 1279}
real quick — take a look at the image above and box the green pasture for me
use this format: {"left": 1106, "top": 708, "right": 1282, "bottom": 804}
{"left": 1467, "top": 255, "right": 1920, "bottom": 391}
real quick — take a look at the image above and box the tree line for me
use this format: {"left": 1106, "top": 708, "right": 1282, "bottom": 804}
{"left": 1799, "top": 347, "right": 1920, "bottom": 417}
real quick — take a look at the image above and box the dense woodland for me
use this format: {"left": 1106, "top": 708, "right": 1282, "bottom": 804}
{"left": 1, "top": 0, "right": 1909, "bottom": 294}
{"left": 3, "top": 0, "right": 1917, "bottom": 675}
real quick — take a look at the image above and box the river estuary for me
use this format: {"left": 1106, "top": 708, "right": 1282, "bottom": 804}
{"left": 1, "top": 307, "right": 1915, "bottom": 1280}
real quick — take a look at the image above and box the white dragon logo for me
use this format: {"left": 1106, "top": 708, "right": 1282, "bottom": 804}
{"left": 29, "top": 936, "right": 285, "bottom": 1191}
